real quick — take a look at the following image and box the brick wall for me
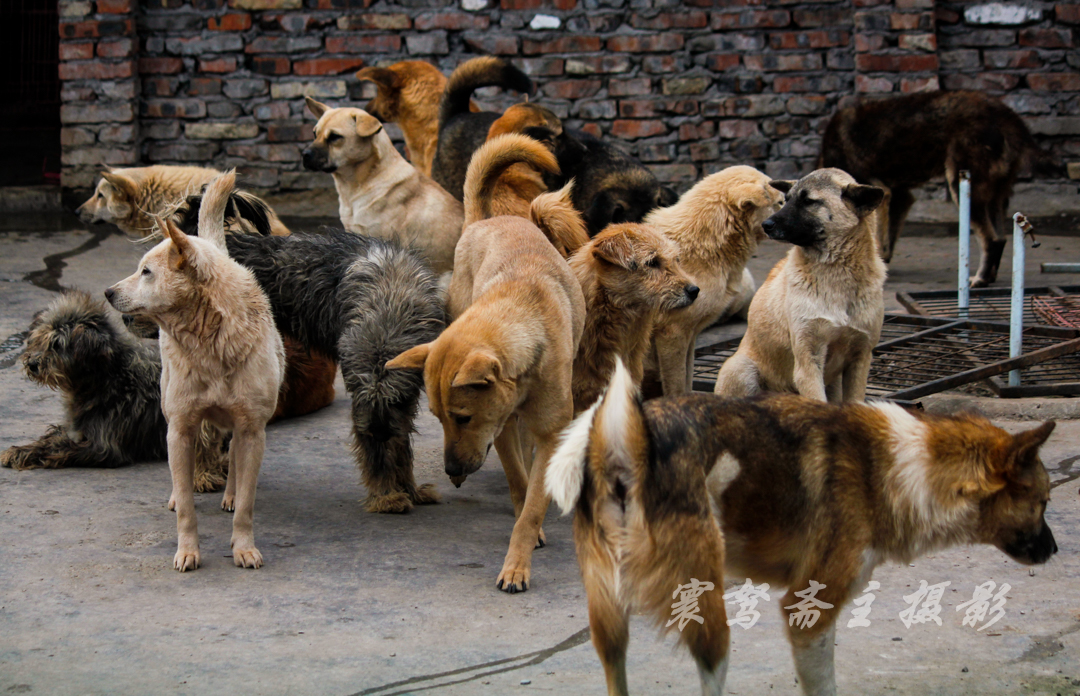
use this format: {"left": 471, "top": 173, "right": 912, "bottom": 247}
{"left": 58, "top": 0, "right": 1079, "bottom": 212}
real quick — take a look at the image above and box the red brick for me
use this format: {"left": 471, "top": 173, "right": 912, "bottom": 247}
{"left": 200, "top": 57, "right": 238, "bottom": 72}
{"left": 144, "top": 77, "right": 178, "bottom": 97}
{"left": 338, "top": 14, "right": 411, "bottom": 30}
{"left": 610, "top": 119, "right": 667, "bottom": 139}
{"left": 855, "top": 53, "right": 938, "bottom": 72}
{"left": 208, "top": 13, "right": 252, "bottom": 31}
{"left": 855, "top": 34, "right": 885, "bottom": 52}
{"left": 1018, "top": 28, "right": 1073, "bottom": 48}
{"left": 618, "top": 99, "right": 658, "bottom": 118}
{"left": 188, "top": 77, "right": 222, "bottom": 96}
{"left": 712, "top": 10, "right": 790, "bottom": 29}
{"left": 464, "top": 34, "right": 519, "bottom": 55}
{"left": 1027, "top": 73, "right": 1080, "bottom": 91}
{"left": 717, "top": 120, "right": 759, "bottom": 138}
{"left": 679, "top": 121, "right": 715, "bottom": 141}
{"left": 608, "top": 78, "right": 652, "bottom": 97}
{"left": 554, "top": 0, "right": 576, "bottom": 9}
{"left": 326, "top": 35, "right": 401, "bottom": 53}
{"left": 706, "top": 54, "right": 740, "bottom": 71}
{"left": 855, "top": 74, "right": 895, "bottom": 92}
{"left": 643, "top": 55, "right": 678, "bottom": 73}
{"left": 889, "top": 12, "right": 929, "bottom": 30}
{"left": 139, "top": 56, "right": 183, "bottom": 74}
{"left": 58, "top": 61, "right": 133, "bottom": 80}
{"left": 744, "top": 54, "right": 822, "bottom": 71}
{"left": 769, "top": 30, "right": 848, "bottom": 50}
{"left": 579, "top": 122, "right": 603, "bottom": 138}
{"left": 294, "top": 57, "right": 366, "bottom": 76}
{"left": 97, "top": 38, "right": 134, "bottom": 58}
{"left": 898, "top": 33, "right": 936, "bottom": 51}
{"left": 1057, "top": 4, "right": 1080, "bottom": 23}
{"left": 543, "top": 79, "right": 602, "bottom": 100}
{"left": 607, "top": 34, "right": 684, "bottom": 52}
{"left": 59, "top": 19, "right": 133, "bottom": 39}
{"left": 143, "top": 99, "right": 207, "bottom": 119}
{"left": 522, "top": 36, "right": 602, "bottom": 54}
{"left": 900, "top": 76, "right": 939, "bottom": 92}
{"left": 97, "top": 0, "right": 132, "bottom": 13}
{"left": 501, "top": 0, "right": 541, "bottom": 7}
{"left": 249, "top": 56, "right": 290, "bottom": 74}
{"left": 59, "top": 42, "right": 94, "bottom": 61}
{"left": 935, "top": 7, "right": 961, "bottom": 23}
{"left": 630, "top": 11, "right": 708, "bottom": 29}
{"left": 415, "top": 12, "right": 489, "bottom": 30}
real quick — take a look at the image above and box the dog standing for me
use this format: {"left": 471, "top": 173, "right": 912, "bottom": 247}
{"left": 386, "top": 148, "right": 586, "bottom": 593}
{"left": 819, "top": 90, "right": 1062, "bottom": 287}
{"left": 644, "top": 165, "right": 783, "bottom": 395}
{"left": 549, "top": 361, "right": 1058, "bottom": 696}
{"left": 302, "top": 98, "right": 464, "bottom": 275}
{"left": 1, "top": 291, "right": 228, "bottom": 493}
{"left": 106, "top": 171, "right": 284, "bottom": 572}
{"left": 716, "top": 169, "right": 886, "bottom": 404}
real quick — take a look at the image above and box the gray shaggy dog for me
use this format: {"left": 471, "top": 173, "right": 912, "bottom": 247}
{"left": 1, "top": 291, "right": 228, "bottom": 492}
{"left": 174, "top": 192, "right": 446, "bottom": 513}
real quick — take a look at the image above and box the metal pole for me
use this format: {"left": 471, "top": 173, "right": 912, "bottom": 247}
{"left": 958, "top": 171, "right": 971, "bottom": 317}
{"left": 1009, "top": 213, "right": 1031, "bottom": 387}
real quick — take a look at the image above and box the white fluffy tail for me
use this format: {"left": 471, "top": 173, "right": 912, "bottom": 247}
{"left": 197, "top": 169, "right": 236, "bottom": 250}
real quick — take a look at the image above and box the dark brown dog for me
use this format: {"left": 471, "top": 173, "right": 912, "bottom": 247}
{"left": 819, "top": 90, "right": 1062, "bottom": 287}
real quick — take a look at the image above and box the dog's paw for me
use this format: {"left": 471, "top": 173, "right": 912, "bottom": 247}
{"left": 365, "top": 491, "right": 413, "bottom": 514}
{"left": 969, "top": 274, "right": 991, "bottom": 289}
{"left": 1, "top": 446, "right": 37, "bottom": 470}
{"left": 221, "top": 492, "right": 235, "bottom": 513}
{"left": 496, "top": 561, "right": 531, "bottom": 594}
{"left": 535, "top": 527, "right": 546, "bottom": 549}
{"left": 411, "top": 483, "right": 441, "bottom": 506}
{"left": 232, "top": 545, "right": 263, "bottom": 569}
{"left": 173, "top": 546, "right": 201, "bottom": 572}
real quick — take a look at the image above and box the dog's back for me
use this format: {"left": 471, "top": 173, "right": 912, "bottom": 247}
{"left": 431, "top": 57, "right": 534, "bottom": 200}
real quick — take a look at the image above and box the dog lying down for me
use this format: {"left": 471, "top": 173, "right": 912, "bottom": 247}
{"left": 549, "top": 359, "right": 1058, "bottom": 696}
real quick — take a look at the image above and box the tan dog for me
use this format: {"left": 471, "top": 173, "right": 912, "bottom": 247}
{"left": 479, "top": 103, "right": 565, "bottom": 217}
{"left": 463, "top": 133, "right": 559, "bottom": 226}
{"left": 644, "top": 166, "right": 784, "bottom": 395}
{"left": 302, "top": 97, "right": 464, "bottom": 275}
{"left": 76, "top": 165, "right": 290, "bottom": 239}
{"left": 386, "top": 149, "right": 586, "bottom": 593}
{"left": 105, "top": 171, "right": 285, "bottom": 572}
{"left": 570, "top": 223, "right": 698, "bottom": 413}
{"left": 356, "top": 60, "right": 478, "bottom": 176}
{"left": 716, "top": 169, "right": 886, "bottom": 403}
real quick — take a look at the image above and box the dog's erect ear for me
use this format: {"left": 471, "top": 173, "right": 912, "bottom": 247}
{"left": 732, "top": 182, "right": 771, "bottom": 212}
{"left": 385, "top": 343, "right": 431, "bottom": 371}
{"left": 159, "top": 215, "right": 193, "bottom": 271}
{"left": 452, "top": 351, "right": 499, "bottom": 388}
{"left": 355, "top": 66, "right": 400, "bottom": 91}
{"left": 842, "top": 183, "right": 886, "bottom": 216}
{"left": 355, "top": 111, "right": 384, "bottom": 138}
{"left": 100, "top": 171, "right": 137, "bottom": 201}
{"left": 305, "top": 96, "right": 329, "bottom": 119}
{"left": 768, "top": 179, "right": 796, "bottom": 195}
{"left": 1009, "top": 421, "right": 1056, "bottom": 469}
{"left": 591, "top": 231, "right": 637, "bottom": 270}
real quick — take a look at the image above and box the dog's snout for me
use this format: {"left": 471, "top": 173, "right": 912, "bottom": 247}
{"left": 104, "top": 287, "right": 115, "bottom": 302}
{"left": 26, "top": 359, "right": 40, "bottom": 375}
{"left": 762, "top": 218, "right": 776, "bottom": 235}
{"left": 685, "top": 285, "right": 699, "bottom": 302}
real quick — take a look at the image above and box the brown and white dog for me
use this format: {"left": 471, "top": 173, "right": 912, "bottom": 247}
{"left": 643, "top": 165, "right": 784, "bottom": 396}
{"left": 716, "top": 169, "right": 886, "bottom": 404}
{"left": 386, "top": 145, "right": 586, "bottom": 593}
{"left": 549, "top": 359, "right": 1059, "bottom": 696}
{"left": 302, "top": 97, "right": 464, "bottom": 275}
{"left": 105, "top": 171, "right": 285, "bottom": 572}
{"left": 76, "top": 165, "right": 291, "bottom": 239}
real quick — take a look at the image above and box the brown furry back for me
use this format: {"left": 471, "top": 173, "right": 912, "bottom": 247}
{"left": 530, "top": 181, "right": 589, "bottom": 258}
{"left": 462, "top": 133, "right": 559, "bottom": 227}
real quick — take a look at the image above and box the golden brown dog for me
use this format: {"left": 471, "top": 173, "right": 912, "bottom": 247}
{"left": 480, "top": 102, "right": 566, "bottom": 215}
{"left": 569, "top": 223, "right": 698, "bottom": 413}
{"left": 716, "top": 169, "right": 886, "bottom": 404}
{"left": 355, "top": 60, "right": 478, "bottom": 176}
{"left": 105, "top": 171, "right": 285, "bottom": 572}
{"left": 462, "top": 133, "right": 559, "bottom": 226}
{"left": 643, "top": 165, "right": 784, "bottom": 396}
{"left": 386, "top": 146, "right": 585, "bottom": 593}
{"left": 302, "top": 97, "right": 464, "bottom": 275}
{"left": 76, "top": 165, "right": 291, "bottom": 239}
{"left": 549, "top": 361, "right": 1059, "bottom": 696}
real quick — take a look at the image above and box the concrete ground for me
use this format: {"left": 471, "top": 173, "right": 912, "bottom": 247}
{"left": 1, "top": 216, "right": 1079, "bottom": 696}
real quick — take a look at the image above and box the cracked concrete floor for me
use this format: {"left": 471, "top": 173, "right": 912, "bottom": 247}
{"left": 1, "top": 224, "right": 1079, "bottom": 696}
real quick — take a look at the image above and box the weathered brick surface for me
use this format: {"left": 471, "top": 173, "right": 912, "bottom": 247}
{"left": 56, "top": 0, "right": 1077, "bottom": 196}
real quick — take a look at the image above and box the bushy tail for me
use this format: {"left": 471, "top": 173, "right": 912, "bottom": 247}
{"left": 197, "top": 169, "right": 235, "bottom": 250}
{"left": 175, "top": 189, "right": 277, "bottom": 238}
{"left": 546, "top": 358, "right": 643, "bottom": 515}
{"left": 440, "top": 56, "right": 533, "bottom": 127}
{"left": 531, "top": 180, "right": 589, "bottom": 258}
{"left": 463, "top": 133, "right": 559, "bottom": 226}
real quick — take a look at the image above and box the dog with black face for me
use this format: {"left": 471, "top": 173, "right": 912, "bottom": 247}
{"left": 716, "top": 168, "right": 886, "bottom": 404}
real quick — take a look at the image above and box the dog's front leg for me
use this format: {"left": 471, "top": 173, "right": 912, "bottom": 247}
{"left": 495, "top": 416, "right": 530, "bottom": 520}
{"left": 792, "top": 338, "right": 828, "bottom": 402}
{"left": 167, "top": 420, "right": 200, "bottom": 572}
{"left": 842, "top": 344, "right": 873, "bottom": 403}
{"left": 655, "top": 330, "right": 692, "bottom": 396}
{"left": 495, "top": 432, "right": 557, "bottom": 593}
{"left": 229, "top": 424, "right": 265, "bottom": 569}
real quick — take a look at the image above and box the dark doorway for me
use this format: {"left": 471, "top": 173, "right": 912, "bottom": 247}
{"left": 0, "top": 0, "right": 61, "bottom": 187}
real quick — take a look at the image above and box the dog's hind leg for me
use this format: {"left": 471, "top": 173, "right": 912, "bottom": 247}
{"left": 883, "top": 188, "right": 914, "bottom": 264}
{"left": 229, "top": 423, "right": 265, "bottom": 569}
{"left": 713, "top": 353, "right": 761, "bottom": 398}
{"left": 219, "top": 432, "right": 237, "bottom": 512}
{"left": 194, "top": 421, "right": 228, "bottom": 495}
{"left": 970, "top": 188, "right": 1007, "bottom": 288}
{"left": 1, "top": 426, "right": 129, "bottom": 470}
{"left": 167, "top": 419, "right": 201, "bottom": 572}
{"left": 788, "top": 620, "right": 837, "bottom": 696}
{"left": 580, "top": 554, "right": 630, "bottom": 696}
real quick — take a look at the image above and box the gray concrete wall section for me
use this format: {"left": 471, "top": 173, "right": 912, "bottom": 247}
{"left": 2, "top": 225, "right": 1080, "bottom": 695}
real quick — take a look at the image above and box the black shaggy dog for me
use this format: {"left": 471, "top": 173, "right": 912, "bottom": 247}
{"left": 1, "top": 291, "right": 227, "bottom": 491}
{"left": 176, "top": 198, "right": 447, "bottom": 513}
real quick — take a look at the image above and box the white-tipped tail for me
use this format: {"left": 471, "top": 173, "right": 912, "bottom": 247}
{"left": 197, "top": 169, "right": 236, "bottom": 250}
{"left": 598, "top": 357, "right": 639, "bottom": 470}
{"left": 547, "top": 398, "right": 599, "bottom": 515}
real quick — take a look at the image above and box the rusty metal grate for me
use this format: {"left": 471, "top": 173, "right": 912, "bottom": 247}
{"left": 1032, "top": 295, "right": 1080, "bottom": 330}
{"left": 988, "top": 352, "right": 1080, "bottom": 398}
{"left": 897, "top": 286, "right": 1080, "bottom": 328}
{"left": 693, "top": 314, "right": 1080, "bottom": 401}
